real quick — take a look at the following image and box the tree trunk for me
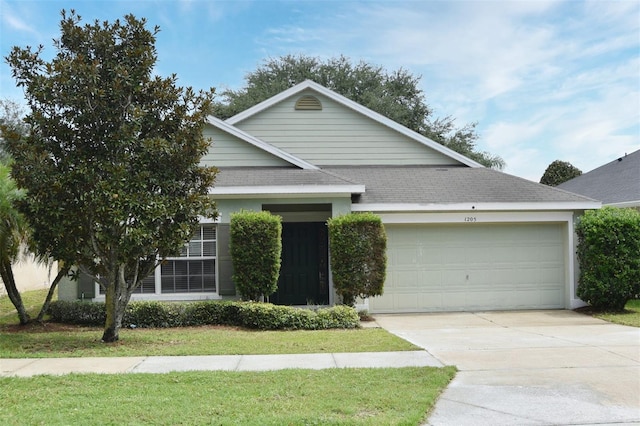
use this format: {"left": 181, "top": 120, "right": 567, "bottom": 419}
{"left": 0, "top": 259, "right": 30, "bottom": 325}
{"left": 101, "top": 264, "right": 133, "bottom": 343}
{"left": 36, "top": 265, "right": 71, "bottom": 323}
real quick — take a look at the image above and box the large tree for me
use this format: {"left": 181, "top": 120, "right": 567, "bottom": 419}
{"left": 540, "top": 160, "right": 582, "bottom": 186}
{"left": 5, "top": 10, "right": 217, "bottom": 342}
{"left": 214, "top": 55, "right": 504, "bottom": 169}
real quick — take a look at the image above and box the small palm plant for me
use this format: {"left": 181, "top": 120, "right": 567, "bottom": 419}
{"left": 0, "top": 160, "right": 31, "bottom": 324}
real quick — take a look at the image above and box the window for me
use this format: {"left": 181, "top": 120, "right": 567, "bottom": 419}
{"left": 161, "top": 225, "right": 217, "bottom": 293}
{"left": 99, "top": 224, "right": 217, "bottom": 296}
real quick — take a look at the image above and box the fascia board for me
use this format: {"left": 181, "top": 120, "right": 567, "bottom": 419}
{"left": 606, "top": 200, "right": 640, "bottom": 208}
{"left": 210, "top": 184, "right": 366, "bottom": 196}
{"left": 351, "top": 201, "right": 602, "bottom": 212}
{"left": 205, "top": 116, "right": 318, "bottom": 170}
{"left": 226, "top": 80, "right": 483, "bottom": 168}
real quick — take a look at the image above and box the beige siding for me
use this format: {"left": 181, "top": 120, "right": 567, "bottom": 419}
{"left": 234, "top": 90, "right": 462, "bottom": 166}
{"left": 201, "top": 125, "right": 291, "bottom": 168}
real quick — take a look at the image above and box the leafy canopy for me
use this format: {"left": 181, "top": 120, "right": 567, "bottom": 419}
{"left": 4, "top": 10, "right": 217, "bottom": 340}
{"left": 540, "top": 160, "right": 582, "bottom": 186}
{"left": 214, "top": 54, "right": 504, "bottom": 169}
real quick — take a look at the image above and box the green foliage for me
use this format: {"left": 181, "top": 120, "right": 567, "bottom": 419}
{"left": 0, "top": 99, "right": 27, "bottom": 161}
{"left": 576, "top": 207, "right": 640, "bottom": 311}
{"left": 47, "top": 300, "right": 360, "bottom": 330}
{"left": 4, "top": 11, "right": 217, "bottom": 341}
{"left": 230, "top": 210, "right": 282, "bottom": 301}
{"left": 328, "top": 212, "right": 387, "bottom": 306}
{"left": 214, "top": 54, "right": 504, "bottom": 169}
{"left": 540, "top": 160, "right": 582, "bottom": 186}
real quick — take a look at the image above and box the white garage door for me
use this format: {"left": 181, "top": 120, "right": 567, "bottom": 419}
{"left": 369, "top": 223, "right": 566, "bottom": 313}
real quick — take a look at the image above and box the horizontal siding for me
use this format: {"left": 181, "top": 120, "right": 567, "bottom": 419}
{"left": 235, "top": 90, "right": 462, "bottom": 166}
{"left": 201, "top": 125, "right": 290, "bottom": 168}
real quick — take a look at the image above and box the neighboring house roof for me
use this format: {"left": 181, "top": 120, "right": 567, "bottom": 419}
{"left": 556, "top": 149, "right": 640, "bottom": 207}
{"left": 223, "top": 80, "right": 484, "bottom": 169}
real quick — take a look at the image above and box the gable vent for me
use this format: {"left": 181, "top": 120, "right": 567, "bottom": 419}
{"left": 295, "top": 95, "right": 322, "bottom": 110}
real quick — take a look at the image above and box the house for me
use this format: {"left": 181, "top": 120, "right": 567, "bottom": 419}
{"left": 556, "top": 149, "right": 640, "bottom": 210}
{"left": 59, "top": 80, "right": 600, "bottom": 312}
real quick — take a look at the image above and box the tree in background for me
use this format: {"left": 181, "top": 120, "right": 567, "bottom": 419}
{"left": 214, "top": 55, "right": 505, "bottom": 169}
{"left": 0, "top": 100, "right": 28, "bottom": 161}
{"left": 540, "top": 160, "right": 582, "bottom": 186}
{"left": 5, "top": 10, "right": 217, "bottom": 342}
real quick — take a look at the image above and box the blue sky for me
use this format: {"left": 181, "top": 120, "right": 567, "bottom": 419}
{"left": 1, "top": 0, "right": 638, "bottom": 181}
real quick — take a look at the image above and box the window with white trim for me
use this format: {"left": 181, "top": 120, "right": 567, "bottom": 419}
{"left": 161, "top": 225, "right": 217, "bottom": 293}
{"left": 99, "top": 224, "right": 217, "bottom": 296}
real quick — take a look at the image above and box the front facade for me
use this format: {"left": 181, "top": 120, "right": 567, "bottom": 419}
{"left": 59, "top": 80, "right": 600, "bottom": 312}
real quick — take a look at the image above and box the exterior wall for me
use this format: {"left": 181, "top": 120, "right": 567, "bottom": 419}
{"left": 0, "top": 256, "right": 55, "bottom": 296}
{"left": 201, "top": 125, "right": 291, "bottom": 168}
{"left": 234, "top": 89, "right": 462, "bottom": 166}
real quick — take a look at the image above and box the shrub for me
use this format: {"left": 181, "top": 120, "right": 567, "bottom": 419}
{"left": 328, "top": 212, "right": 387, "bottom": 306}
{"left": 48, "top": 300, "right": 360, "bottom": 330}
{"left": 230, "top": 210, "right": 282, "bottom": 301}
{"left": 576, "top": 206, "right": 640, "bottom": 311}
{"left": 47, "top": 300, "right": 106, "bottom": 325}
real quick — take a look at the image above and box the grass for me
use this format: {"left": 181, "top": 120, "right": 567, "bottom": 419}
{"left": 1, "top": 289, "right": 419, "bottom": 358}
{"left": 0, "top": 288, "right": 53, "bottom": 325}
{"left": 1, "top": 366, "right": 456, "bottom": 425}
{"left": 0, "top": 326, "right": 418, "bottom": 358}
{"left": 589, "top": 299, "right": 640, "bottom": 327}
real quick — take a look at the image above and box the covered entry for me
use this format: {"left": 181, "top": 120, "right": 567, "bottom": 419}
{"left": 370, "top": 223, "right": 567, "bottom": 313}
{"left": 264, "top": 204, "right": 331, "bottom": 306}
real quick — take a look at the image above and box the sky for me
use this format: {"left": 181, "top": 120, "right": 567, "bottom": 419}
{"left": 1, "top": 0, "right": 638, "bottom": 182}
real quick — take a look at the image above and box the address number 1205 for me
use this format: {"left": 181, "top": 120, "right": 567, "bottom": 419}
{"left": 464, "top": 217, "right": 477, "bottom": 222}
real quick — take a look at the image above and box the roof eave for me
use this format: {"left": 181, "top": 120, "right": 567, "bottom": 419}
{"left": 351, "top": 201, "right": 602, "bottom": 212}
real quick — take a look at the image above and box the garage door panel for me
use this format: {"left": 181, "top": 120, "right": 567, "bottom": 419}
{"left": 370, "top": 223, "right": 567, "bottom": 313}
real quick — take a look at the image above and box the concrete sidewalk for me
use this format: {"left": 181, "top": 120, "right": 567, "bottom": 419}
{"left": 0, "top": 350, "right": 442, "bottom": 377}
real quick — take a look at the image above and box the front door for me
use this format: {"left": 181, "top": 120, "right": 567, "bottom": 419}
{"left": 272, "top": 222, "right": 329, "bottom": 305}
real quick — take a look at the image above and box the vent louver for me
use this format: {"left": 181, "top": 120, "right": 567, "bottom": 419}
{"left": 295, "top": 95, "right": 322, "bottom": 110}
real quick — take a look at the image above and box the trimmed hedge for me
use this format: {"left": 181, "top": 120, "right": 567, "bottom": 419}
{"left": 230, "top": 210, "right": 282, "bottom": 301}
{"left": 576, "top": 206, "right": 640, "bottom": 311}
{"left": 47, "top": 300, "right": 360, "bottom": 330}
{"left": 328, "top": 212, "right": 387, "bottom": 306}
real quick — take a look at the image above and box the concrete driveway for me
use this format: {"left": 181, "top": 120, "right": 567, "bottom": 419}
{"left": 374, "top": 310, "right": 640, "bottom": 426}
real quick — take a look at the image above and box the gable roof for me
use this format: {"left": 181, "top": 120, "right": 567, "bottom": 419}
{"left": 224, "top": 80, "right": 484, "bottom": 169}
{"left": 556, "top": 149, "right": 640, "bottom": 207}
{"left": 206, "top": 116, "right": 318, "bottom": 170}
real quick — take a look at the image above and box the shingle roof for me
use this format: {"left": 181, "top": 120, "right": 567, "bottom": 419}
{"left": 323, "top": 166, "right": 596, "bottom": 204}
{"left": 213, "top": 165, "right": 596, "bottom": 206}
{"left": 214, "top": 167, "right": 360, "bottom": 188}
{"left": 556, "top": 150, "right": 640, "bottom": 205}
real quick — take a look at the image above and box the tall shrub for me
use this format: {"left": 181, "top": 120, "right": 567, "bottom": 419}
{"left": 328, "top": 212, "right": 387, "bottom": 306}
{"left": 576, "top": 206, "right": 640, "bottom": 311}
{"left": 230, "top": 210, "right": 282, "bottom": 301}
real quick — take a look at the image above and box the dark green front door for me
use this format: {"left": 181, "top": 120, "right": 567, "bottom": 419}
{"left": 272, "top": 222, "right": 329, "bottom": 305}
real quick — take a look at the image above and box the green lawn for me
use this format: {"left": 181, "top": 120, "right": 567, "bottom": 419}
{"left": 1, "top": 366, "right": 456, "bottom": 425}
{"left": 591, "top": 299, "right": 640, "bottom": 327}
